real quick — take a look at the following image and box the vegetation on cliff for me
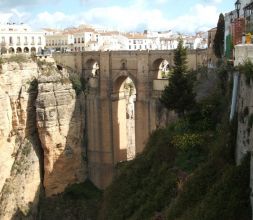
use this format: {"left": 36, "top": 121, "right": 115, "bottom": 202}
{"left": 99, "top": 63, "right": 251, "bottom": 220}
{"left": 160, "top": 37, "right": 195, "bottom": 116}
{"left": 38, "top": 180, "right": 102, "bottom": 220}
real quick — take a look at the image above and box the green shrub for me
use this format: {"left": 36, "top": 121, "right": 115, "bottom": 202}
{"left": 69, "top": 73, "right": 86, "bottom": 95}
{"left": 172, "top": 154, "right": 251, "bottom": 220}
{"left": 39, "top": 180, "right": 102, "bottom": 220}
{"left": 7, "top": 54, "right": 28, "bottom": 63}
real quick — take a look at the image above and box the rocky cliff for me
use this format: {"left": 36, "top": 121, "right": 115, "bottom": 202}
{"left": 0, "top": 58, "right": 42, "bottom": 219}
{"left": 0, "top": 56, "right": 87, "bottom": 219}
{"left": 36, "top": 63, "right": 86, "bottom": 197}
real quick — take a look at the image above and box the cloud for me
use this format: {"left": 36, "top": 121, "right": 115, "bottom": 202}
{"left": 0, "top": 2, "right": 220, "bottom": 33}
{"left": 0, "top": 8, "right": 30, "bottom": 24}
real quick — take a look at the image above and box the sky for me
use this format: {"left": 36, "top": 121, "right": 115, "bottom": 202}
{"left": 0, "top": 0, "right": 234, "bottom": 33}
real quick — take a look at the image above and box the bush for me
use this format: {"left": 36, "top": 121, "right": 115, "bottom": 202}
{"left": 7, "top": 54, "right": 28, "bottom": 63}
{"left": 69, "top": 73, "right": 86, "bottom": 95}
{"left": 171, "top": 154, "right": 251, "bottom": 220}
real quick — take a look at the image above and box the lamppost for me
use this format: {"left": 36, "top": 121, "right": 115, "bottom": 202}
{"left": 235, "top": 0, "right": 241, "bottom": 18}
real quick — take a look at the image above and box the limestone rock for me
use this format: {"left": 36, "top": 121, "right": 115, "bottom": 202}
{"left": 0, "top": 59, "right": 42, "bottom": 220}
{"left": 36, "top": 71, "right": 86, "bottom": 197}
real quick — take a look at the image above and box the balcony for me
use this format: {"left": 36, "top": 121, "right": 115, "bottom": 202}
{"left": 16, "top": 42, "right": 21, "bottom": 46}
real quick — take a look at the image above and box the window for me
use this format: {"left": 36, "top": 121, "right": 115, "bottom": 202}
{"left": 31, "top": 36, "right": 35, "bottom": 45}
{"left": 78, "top": 38, "right": 80, "bottom": 43}
{"left": 17, "top": 37, "right": 20, "bottom": 45}
{"left": 129, "top": 45, "right": 131, "bottom": 49}
{"left": 74, "top": 38, "right": 77, "bottom": 43}
{"left": 133, "top": 40, "right": 136, "bottom": 44}
{"left": 82, "top": 37, "right": 84, "bottom": 43}
{"left": 24, "top": 36, "right": 28, "bottom": 45}
{"left": 9, "top": 37, "right": 13, "bottom": 44}
{"left": 1, "top": 37, "right": 5, "bottom": 43}
{"left": 38, "top": 37, "right": 41, "bottom": 45}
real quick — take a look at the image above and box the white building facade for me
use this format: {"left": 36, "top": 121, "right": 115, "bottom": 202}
{"left": 0, "top": 24, "right": 46, "bottom": 54}
{"left": 44, "top": 25, "right": 208, "bottom": 52}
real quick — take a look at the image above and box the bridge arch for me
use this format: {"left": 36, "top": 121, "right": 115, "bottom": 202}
{"left": 112, "top": 72, "right": 137, "bottom": 162}
{"left": 152, "top": 58, "right": 172, "bottom": 79}
{"left": 84, "top": 58, "right": 100, "bottom": 78}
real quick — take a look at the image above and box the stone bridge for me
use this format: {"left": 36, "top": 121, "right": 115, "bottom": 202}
{"left": 53, "top": 49, "right": 207, "bottom": 188}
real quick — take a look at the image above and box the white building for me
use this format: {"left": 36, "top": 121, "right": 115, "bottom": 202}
{"left": 43, "top": 24, "right": 208, "bottom": 52}
{"left": 99, "top": 32, "right": 128, "bottom": 51}
{"left": 0, "top": 23, "right": 46, "bottom": 54}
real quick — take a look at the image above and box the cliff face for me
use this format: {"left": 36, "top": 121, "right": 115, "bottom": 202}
{"left": 0, "top": 57, "right": 87, "bottom": 219}
{"left": 235, "top": 74, "right": 253, "bottom": 214}
{"left": 0, "top": 60, "right": 42, "bottom": 219}
{"left": 36, "top": 67, "right": 87, "bottom": 197}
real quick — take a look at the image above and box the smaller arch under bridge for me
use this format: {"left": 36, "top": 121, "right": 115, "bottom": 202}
{"left": 54, "top": 49, "right": 207, "bottom": 188}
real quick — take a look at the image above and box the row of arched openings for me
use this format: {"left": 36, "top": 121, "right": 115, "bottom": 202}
{"left": 0, "top": 47, "right": 42, "bottom": 54}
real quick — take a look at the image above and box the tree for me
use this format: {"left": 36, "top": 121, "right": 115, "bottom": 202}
{"left": 160, "top": 37, "right": 196, "bottom": 116}
{"left": 213, "top": 13, "right": 225, "bottom": 59}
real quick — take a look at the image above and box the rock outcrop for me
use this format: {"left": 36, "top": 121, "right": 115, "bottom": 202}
{"left": 0, "top": 59, "right": 42, "bottom": 220}
{"left": 0, "top": 56, "right": 87, "bottom": 219}
{"left": 36, "top": 65, "right": 86, "bottom": 197}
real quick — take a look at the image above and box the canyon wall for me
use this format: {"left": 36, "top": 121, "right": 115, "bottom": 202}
{"left": 0, "top": 60, "right": 42, "bottom": 219}
{"left": 36, "top": 65, "right": 87, "bottom": 197}
{"left": 0, "top": 57, "right": 87, "bottom": 219}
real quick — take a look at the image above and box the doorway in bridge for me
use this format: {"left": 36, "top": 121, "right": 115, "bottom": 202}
{"left": 112, "top": 76, "right": 136, "bottom": 162}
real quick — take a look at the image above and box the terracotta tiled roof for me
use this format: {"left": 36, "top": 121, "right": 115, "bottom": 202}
{"left": 126, "top": 33, "right": 147, "bottom": 39}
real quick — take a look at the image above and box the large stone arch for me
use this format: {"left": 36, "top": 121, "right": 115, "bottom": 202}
{"left": 112, "top": 70, "right": 137, "bottom": 93}
{"left": 52, "top": 50, "right": 205, "bottom": 190}
{"left": 111, "top": 72, "right": 137, "bottom": 162}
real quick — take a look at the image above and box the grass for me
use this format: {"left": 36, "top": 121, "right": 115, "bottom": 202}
{"left": 38, "top": 180, "right": 102, "bottom": 220}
